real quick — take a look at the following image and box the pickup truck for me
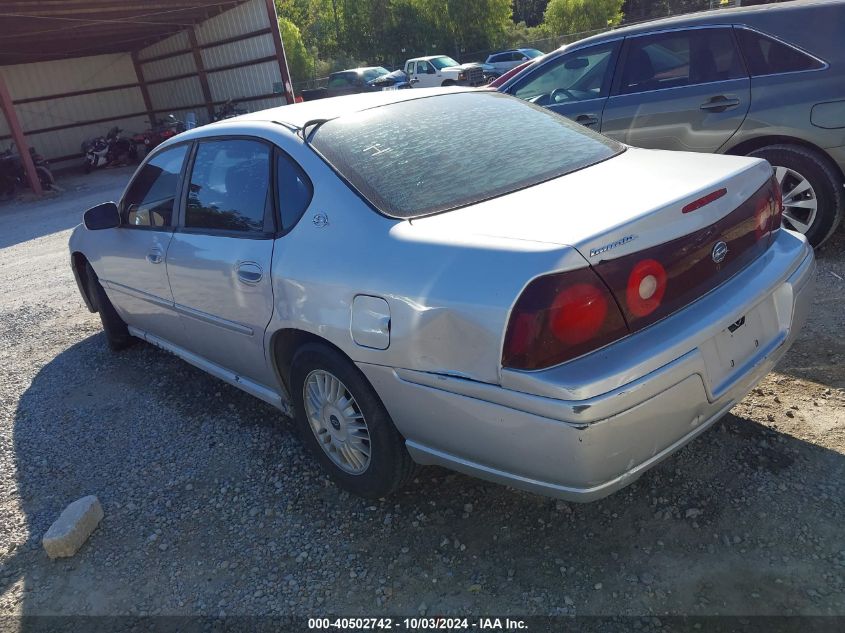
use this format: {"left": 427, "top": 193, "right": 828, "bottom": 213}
{"left": 404, "top": 55, "right": 486, "bottom": 88}
{"left": 301, "top": 66, "right": 390, "bottom": 101}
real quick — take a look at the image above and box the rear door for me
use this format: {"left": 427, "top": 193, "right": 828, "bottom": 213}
{"left": 165, "top": 137, "right": 276, "bottom": 385}
{"left": 508, "top": 41, "right": 621, "bottom": 130}
{"left": 601, "top": 27, "right": 750, "bottom": 152}
{"left": 94, "top": 144, "right": 189, "bottom": 346}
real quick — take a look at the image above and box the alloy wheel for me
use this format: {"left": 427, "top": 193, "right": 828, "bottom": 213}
{"left": 774, "top": 165, "right": 818, "bottom": 235}
{"left": 303, "top": 369, "right": 372, "bottom": 475}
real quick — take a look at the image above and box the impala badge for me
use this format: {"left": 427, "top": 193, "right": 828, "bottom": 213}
{"left": 711, "top": 241, "right": 728, "bottom": 263}
{"left": 589, "top": 234, "right": 636, "bottom": 258}
{"left": 313, "top": 213, "right": 329, "bottom": 228}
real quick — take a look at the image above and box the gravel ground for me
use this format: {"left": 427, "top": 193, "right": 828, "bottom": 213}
{"left": 1, "top": 169, "right": 844, "bottom": 620}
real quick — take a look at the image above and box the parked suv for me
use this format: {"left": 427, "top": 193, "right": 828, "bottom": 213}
{"left": 485, "top": 48, "right": 544, "bottom": 73}
{"left": 498, "top": 0, "right": 845, "bottom": 246}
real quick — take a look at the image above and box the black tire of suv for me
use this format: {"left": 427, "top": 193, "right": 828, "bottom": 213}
{"left": 747, "top": 144, "right": 844, "bottom": 248}
{"left": 289, "top": 343, "right": 417, "bottom": 498}
{"left": 85, "top": 262, "right": 135, "bottom": 351}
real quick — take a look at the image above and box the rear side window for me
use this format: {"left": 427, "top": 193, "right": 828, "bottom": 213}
{"left": 185, "top": 139, "right": 270, "bottom": 233}
{"left": 619, "top": 28, "right": 745, "bottom": 95}
{"left": 309, "top": 91, "right": 623, "bottom": 219}
{"left": 276, "top": 150, "right": 313, "bottom": 232}
{"left": 121, "top": 144, "right": 187, "bottom": 228}
{"left": 735, "top": 28, "right": 824, "bottom": 76}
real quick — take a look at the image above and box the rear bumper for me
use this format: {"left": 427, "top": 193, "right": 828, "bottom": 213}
{"left": 358, "top": 229, "right": 815, "bottom": 502}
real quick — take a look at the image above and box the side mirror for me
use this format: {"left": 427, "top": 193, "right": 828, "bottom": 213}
{"left": 83, "top": 202, "right": 120, "bottom": 230}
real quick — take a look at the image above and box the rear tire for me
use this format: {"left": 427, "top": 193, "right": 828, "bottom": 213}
{"left": 289, "top": 343, "right": 416, "bottom": 498}
{"left": 747, "top": 144, "right": 843, "bottom": 247}
{"left": 84, "top": 263, "right": 135, "bottom": 351}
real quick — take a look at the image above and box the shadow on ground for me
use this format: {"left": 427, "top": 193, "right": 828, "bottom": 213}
{"left": 3, "top": 329, "right": 845, "bottom": 620}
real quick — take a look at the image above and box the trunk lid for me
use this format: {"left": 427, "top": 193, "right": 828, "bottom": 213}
{"left": 412, "top": 147, "right": 780, "bottom": 334}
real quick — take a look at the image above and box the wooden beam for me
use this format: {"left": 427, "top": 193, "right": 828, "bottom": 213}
{"left": 0, "top": 70, "right": 42, "bottom": 196}
{"left": 188, "top": 27, "right": 214, "bottom": 121}
{"left": 131, "top": 50, "right": 156, "bottom": 128}
{"left": 263, "top": 0, "right": 294, "bottom": 104}
{"left": 13, "top": 81, "right": 140, "bottom": 105}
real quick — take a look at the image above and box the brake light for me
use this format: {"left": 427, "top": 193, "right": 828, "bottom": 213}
{"left": 502, "top": 268, "right": 628, "bottom": 370}
{"left": 625, "top": 259, "right": 667, "bottom": 317}
{"left": 682, "top": 188, "right": 727, "bottom": 214}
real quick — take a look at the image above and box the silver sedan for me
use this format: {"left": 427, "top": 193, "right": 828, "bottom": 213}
{"left": 69, "top": 88, "right": 815, "bottom": 501}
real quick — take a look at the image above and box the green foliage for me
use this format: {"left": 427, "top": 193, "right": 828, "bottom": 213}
{"left": 543, "top": 0, "right": 624, "bottom": 36}
{"left": 274, "top": 0, "right": 627, "bottom": 83}
{"left": 277, "top": 17, "right": 314, "bottom": 84}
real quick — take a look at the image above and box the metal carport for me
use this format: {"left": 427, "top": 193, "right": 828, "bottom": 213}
{"left": 0, "top": 0, "right": 293, "bottom": 196}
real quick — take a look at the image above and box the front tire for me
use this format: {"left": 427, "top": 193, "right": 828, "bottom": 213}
{"left": 290, "top": 343, "right": 416, "bottom": 498}
{"left": 85, "top": 263, "right": 135, "bottom": 350}
{"left": 441, "top": 80, "right": 456, "bottom": 87}
{"left": 747, "top": 144, "right": 843, "bottom": 247}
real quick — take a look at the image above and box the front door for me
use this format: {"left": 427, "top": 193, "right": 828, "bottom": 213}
{"left": 411, "top": 60, "right": 439, "bottom": 88}
{"left": 508, "top": 41, "right": 620, "bottom": 130}
{"left": 601, "top": 27, "right": 750, "bottom": 152}
{"left": 94, "top": 143, "right": 189, "bottom": 346}
{"left": 165, "top": 138, "right": 276, "bottom": 385}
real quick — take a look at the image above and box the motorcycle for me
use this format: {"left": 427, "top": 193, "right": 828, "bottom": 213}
{"left": 82, "top": 126, "right": 137, "bottom": 173}
{"left": 0, "top": 144, "right": 55, "bottom": 198}
{"left": 131, "top": 114, "right": 185, "bottom": 157}
{"left": 213, "top": 99, "right": 247, "bottom": 122}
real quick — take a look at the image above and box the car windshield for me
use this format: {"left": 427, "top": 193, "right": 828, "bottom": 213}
{"left": 309, "top": 91, "right": 623, "bottom": 219}
{"left": 523, "top": 49, "right": 544, "bottom": 58}
{"left": 430, "top": 56, "right": 459, "bottom": 70}
{"left": 362, "top": 67, "right": 389, "bottom": 81}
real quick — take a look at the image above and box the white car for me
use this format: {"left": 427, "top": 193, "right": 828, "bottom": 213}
{"left": 404, "top": 55, "right": 485, "bottom": 87}
{"left": 69, "top": 88, "right": 814, "bottom": 501}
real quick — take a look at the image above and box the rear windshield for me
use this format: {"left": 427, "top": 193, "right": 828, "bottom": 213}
{"left": 309, "top": 91, "right": 623, "bottom": 219}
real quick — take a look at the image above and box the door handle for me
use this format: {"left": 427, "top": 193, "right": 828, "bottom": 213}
{"left": 700, "top": 95, "right": 741, "bottom": 112}
{"left": 236, "top": 262, "right": 263, "bottom": 284}
{"left": 575, "top": 114, "right": 599, "bottom": 127}
{"left": 146, "top": 251, "right": 163, "bottom": 264}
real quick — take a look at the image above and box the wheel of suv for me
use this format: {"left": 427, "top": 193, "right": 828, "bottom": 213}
{"left": 747, "top": 144, "right": 844, "bottom": 247}
{"left": 289, "top": 343, "right": 416, "bottom": 498}
{"left": 85, "top": 262, "right": 135, "bottom": 350}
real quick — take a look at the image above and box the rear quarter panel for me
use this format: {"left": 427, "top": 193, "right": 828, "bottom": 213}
{"left": 263, "top": 135, "right": 587, "bottom": 385}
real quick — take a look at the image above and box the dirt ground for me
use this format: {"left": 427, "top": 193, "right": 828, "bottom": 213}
{"left": 0, "top": 168, "right": 844, "bottom": 626}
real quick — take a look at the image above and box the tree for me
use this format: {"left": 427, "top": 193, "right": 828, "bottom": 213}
{"left": 543, "top": 0, "right": 624, "bottom": 36}
{"left": 512, "top": 0, "right": 550, "bottom": 27}
{"left": 277, "top": 17, "right": 314, "bottom": 84}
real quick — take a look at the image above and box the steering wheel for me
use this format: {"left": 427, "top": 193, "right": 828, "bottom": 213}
{"left": 550, "top": 88, "right": 576, "bottom": 103}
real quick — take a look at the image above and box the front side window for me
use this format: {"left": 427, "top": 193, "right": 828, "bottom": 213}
{"left": 513, "top": 42, "right": 617, "bottom": 105}
{"left": 619, "top": 28, "right": 745, "bottom": 95}
{"left": 735, "top": 28, "right": 824, "bottom": 76}
{"left": 121, "top": 144, "right": 188, "bottom": 228}
{"left": 416, "top": 61, "right": 434, "bottom": 74}
{"left": 309, "top": 91, "right": 623, "bottom": 219}
{"left": 185, "top": 139, "right": 270, "bottom": 233}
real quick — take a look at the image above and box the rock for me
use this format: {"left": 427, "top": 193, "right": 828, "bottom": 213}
{"left": 463, "top": 503, "right": 473, "bottom": 514}
{"left": 564, "top": 596, "right": 574, "bottom": 606}
{"left": 42, "top": 496, "right": 104, "bottom": 559}
{"left": 785, "top": 410, "right": 795, "bottom": 418}
{"left": 418, "top": 602, "right": 427, "bottom": 615}
{"left": 640, "top": 573, "right": 655, "bottom": 585}
{"left": 685, "top": 508, "right": 703, "bottom": 519}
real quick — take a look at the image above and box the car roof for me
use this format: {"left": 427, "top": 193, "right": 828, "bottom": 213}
{"left": 409, "top": 55, "right": 450, "bottom": 61}
{"left": 564, "top": 0, "right": 839, "bottom": 49}
{"left": 202, "top": 87, "right": 470, "bottom": 131}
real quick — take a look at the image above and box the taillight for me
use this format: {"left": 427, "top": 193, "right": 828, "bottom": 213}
{"left": 502, "top": 268, "right": 628, "bottom": 370}
{"left": 625, "top": 259, "right": 667, "bottom": 318}
{"left": 770, "top": 174, "right": 783, "bottom": 238}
